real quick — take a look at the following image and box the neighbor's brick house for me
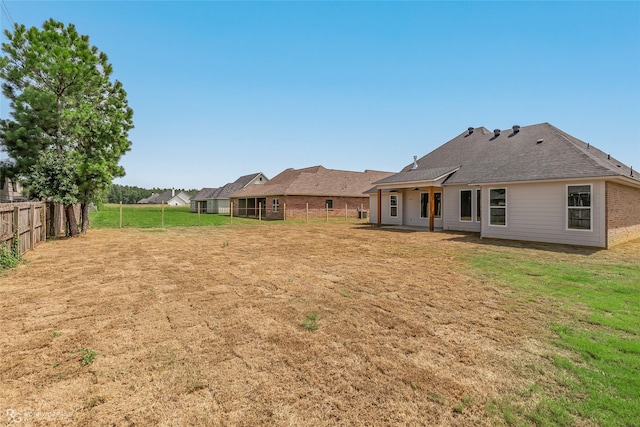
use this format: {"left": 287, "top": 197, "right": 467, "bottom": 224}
{"left": 230, "top": 166, "right": 393, "bottom": 220}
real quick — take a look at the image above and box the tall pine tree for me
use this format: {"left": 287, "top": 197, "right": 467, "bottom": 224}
{"left": 0, "top": 19, "right": 133, "bottom": 235}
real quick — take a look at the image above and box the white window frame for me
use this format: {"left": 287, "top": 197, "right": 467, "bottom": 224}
{"left": 489, "top": 188, "right": 507, "bottom": 227}
{"left": 390, "top": 195, "right": 398, "bottom": 217}
{"left": 272, "top": 198, "right": 279, "bottom": 213}
{"left": 566, "top": 184, "right": 592, "bottom": 231}
{"left": 460, "top": 189, "right": 472, "bottom": 222}
{"left": 433, "top": 192, "right": 442, "bottom": 219}
{"left": 420, "top": 193, "right": 429, "bottom": 219}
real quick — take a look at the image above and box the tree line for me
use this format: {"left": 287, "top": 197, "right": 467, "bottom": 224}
{"left": 106, "top": 184, "right": 197, "bottom": 205}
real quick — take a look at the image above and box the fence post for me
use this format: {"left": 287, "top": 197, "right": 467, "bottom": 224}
{"left": 306, "top": 203, "right": 309, "bottom": 224}
{"left": 13, "top": 206, "right": 19, "bottom": 253}
{"left": 119, "top": 201, "right": 123, "bottom": 229}
{"left": 41, "top": 203, "right": 47, "bottom": 242}
{"left": 161, "top": 201, "right": 165, "bottom": 228}
{"left": 29, "top": 204, "right": 36, "bottom": 251}
{"left": 230, "top": 201, "right": 233, "bottom": 225}
{"left": 259, "top": 202, "right": 262, "bottom": 224}
{"left": 283, "top": 203, "right": 286, "bottom": 222}
{"left": 326, "top": 203, "right": 329, "bottom": 223}
{"left": 198, "top": 205, "right": 201, "bottom": 226}
{"left": 345, "top": 203, "right": 348, "bottom": 221}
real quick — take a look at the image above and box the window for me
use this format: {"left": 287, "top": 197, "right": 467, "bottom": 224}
{"left": 568, "top": 185, "right": 591, "bottom": 230}
{"left": 489, "top": 188, "right": 506, "bottom": 226}
{"left": 272, "top": 198, "right": 279, "bottom": 213}
{"left": 325, "top": 199, "right": 333, "bottom": 210}
{"left": 433, "top": 192, "right": 442, "bottom": 218}
{"left": 460, "top": 190, "right": 472, "bottom": 221}
{"left": 476, "top": 189, "right": 481, "bottom": 221}
{"left": 420, "top": 193, "right": 429, "bottom": 218}
{"left": 390, "top": 195, "right": 398, "bottom": 217}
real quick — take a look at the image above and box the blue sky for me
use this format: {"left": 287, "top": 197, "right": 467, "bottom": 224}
{"left": 1, "top": 1, "right": 639, "bottom": 190}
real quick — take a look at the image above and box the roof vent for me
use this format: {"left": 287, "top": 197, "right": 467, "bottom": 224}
{"left": 512, "top": 125, "right": 520, "bottom": 134}
{"left": 493, "top": 129, "right": 501, "bottom": 138}
{"left": 536, "top": 138, "right": 544, "bottom": 144}
{"left": 412, "top": 155, "right": 418, "bottom": 170}
{"left": 467, "top": 127, "right": 474, "bottom": 135}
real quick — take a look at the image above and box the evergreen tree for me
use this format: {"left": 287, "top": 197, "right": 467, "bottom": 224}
{"left": 0, "top": 19, "right": 133, "bottom": 235}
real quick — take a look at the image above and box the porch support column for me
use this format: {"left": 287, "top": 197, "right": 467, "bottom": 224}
{"left": 429, "top": 186, "right": 435, "bottom": 232}
{"left": 377, "top": 188, "right": 382, "bottom": 226}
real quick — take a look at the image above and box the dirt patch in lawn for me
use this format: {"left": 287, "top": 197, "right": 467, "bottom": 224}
{"left": 0, "top": 223, "right": 637, "bottom": 426}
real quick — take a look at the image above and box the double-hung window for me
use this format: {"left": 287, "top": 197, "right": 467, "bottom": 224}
{"left": 272, "top": 198, "right": 279, "bottom": 213}
{"left": 489, "top": 188, "right": 506, "bottom": 226}
{"left": 567, "top": 185, "right": 591, "bottom": 230}
{"left": 390, "top": 195, "right": 398, "bottom": 217}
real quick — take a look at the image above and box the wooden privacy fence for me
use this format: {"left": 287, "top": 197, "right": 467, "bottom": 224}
{"left": 0, "top": 202, "right": 48, "bottom": 255}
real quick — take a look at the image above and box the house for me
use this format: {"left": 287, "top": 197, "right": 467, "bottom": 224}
{"left": 190, "top": 173, "right": 267, "bottom": 214}
{"left": 137, "top": 189, "right": 191, "bottom": 206}
{"left": 369, "top": 123, "right": 640, "bottom": 248}
{"left": 230, "top": 166, "right": 394, "bottom": 220}
{"left": 0, "top": 177, "right": 26, "bottom": 203}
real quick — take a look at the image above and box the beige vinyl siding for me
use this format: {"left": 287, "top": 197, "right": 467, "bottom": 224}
{"left": 368, "top": 194, "right": 378, "bottom": 224}
{"left": 443, "top": 186, "right": 481, "bottom": 232}
{"left": 480, "top": 181, "right": 606, "bottom": 247}
{"left": 368, "top": 193, "right": 403, "bottom": 225}
{"left": 402, "top": 189, "right": 428, "bottom": 227}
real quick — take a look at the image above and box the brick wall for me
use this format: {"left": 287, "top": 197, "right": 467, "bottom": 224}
{"left": 265, "top": 196, "right": 369, "bottom": 220}
{"left": 606, "top": 181, "right": 640, "bottom": 247}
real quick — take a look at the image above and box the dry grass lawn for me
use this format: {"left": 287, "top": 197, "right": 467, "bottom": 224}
{"left": 1, "top": 223, "right": 635, "bottom": 426}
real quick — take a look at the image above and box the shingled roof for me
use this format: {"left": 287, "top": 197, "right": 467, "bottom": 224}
{"left": 230, "top": 166, "right": 394, "bottom": 198}
{"left": 376, "top": 123, "right": 638, "bottom": 186}
{"left": 192, "top": 173, "right": 266, "bottom": 200}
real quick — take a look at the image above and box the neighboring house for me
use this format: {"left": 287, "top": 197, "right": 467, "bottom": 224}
{"left": 0, "top": 177, "right": 25, "bottom": 202}
{"left": 230, "top": 166, "right": 394, "bottom": 220}
{"left": 137, "top": 189, "right": 191, "bottom": 206}
{"left": 190, "top": 173, "right": 268, "bottom": 214}
{"left": 369, "top": 123, "right": 640, "bottom": 248}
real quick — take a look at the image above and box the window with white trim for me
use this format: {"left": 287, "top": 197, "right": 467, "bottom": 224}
{"left": 420, "top": 193, "right": 429, "bottom": 218}
{"left": 390, "top": 195, "right": 398, "bottom": 217}
{"left": 272, "top": 198, "right": 279, "bottom": 212}
{"left": 489, "top": 188, "right": 506, "bottom": 226}
{"left": 567, "top": 185, "right": 591, "bottom": 230}
{"left": 460, "top": 190, "right": 472, "bottom": 221}
{"left": 433, "top": 192, "right": 442, "bottom": 218}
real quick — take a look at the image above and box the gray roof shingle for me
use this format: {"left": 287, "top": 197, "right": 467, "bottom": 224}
{"left": 385, "top": 123, "right": 638, "bottom": 186}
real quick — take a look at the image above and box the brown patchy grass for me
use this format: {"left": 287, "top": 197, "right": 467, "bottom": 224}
{"left": 0, "top": 223, "right": 636, "bottom": 426}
